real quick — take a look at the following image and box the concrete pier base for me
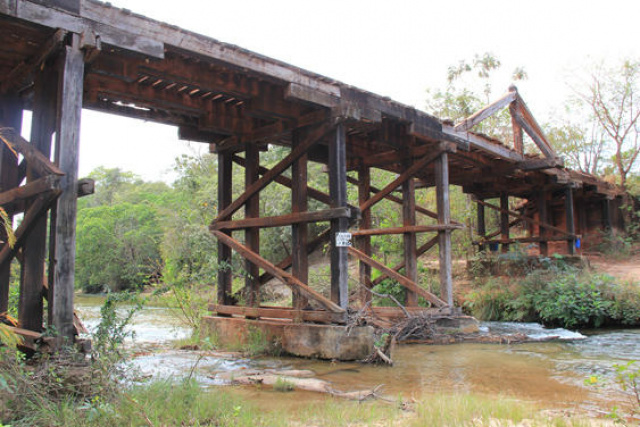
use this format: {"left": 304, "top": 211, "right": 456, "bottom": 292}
{"left": 202, "top": 316, "right": 375, "bottom": 361}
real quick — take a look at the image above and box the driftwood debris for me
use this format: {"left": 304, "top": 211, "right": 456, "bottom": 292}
{"left": 217, "top": 369, "right": 390, "bottom": 402}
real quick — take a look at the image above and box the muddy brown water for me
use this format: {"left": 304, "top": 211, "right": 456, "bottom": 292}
{"left": 75, "top": 295, "right": 637, "bottom": 413}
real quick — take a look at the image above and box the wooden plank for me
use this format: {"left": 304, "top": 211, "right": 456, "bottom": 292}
{"left": 509, "top": 101, "right": 524, "bottom": 155}
{"left": 370, "top": 236, "right": 439, "bottom": 287}
{"left": 51, "top": 41, "right": 84, "bottom": 343}
{"left": 213, "top": 208, "right": 350, "bottom": 231}
{"left": 210, "top": 304, "right": 346, "bottom": 324}
{"left": 442, "top": 124, "right": 524, "bottom": 162}
{"left": 0, "top": 171, "right": 60, "bottom": 209}
{"left": 212, "top": 230, "right": 344, "bottom": 313}
{"left": 12, "top": 1, "right": 165, "bottom": 58}
{"left": 213, "top": 121, "right": 334, "bottom": 223}
{"left": 291, "top": 128, "right": 308, "bottom": 310}
{"left": 0, "top": 128, "right": 64, "bottom": 177}
{"left": 518, "top": 157, "right": 563, "bottom": 171}
{"left": 217, "top": 151, "right": 233, "bottom": 306}
{"left": 244, "top": 143, "right": 260, "bottom": 307}
{"left": 477, "top": 235, "right": 577, "bottom": 245}
{"left": 435, "top": 152, "right": 453, "bottom": 307}
{"left": 351, "top": 224, "right": 462, "bottom": 236}
{"left": 329, "top": 123, "right": 349, "bottom": 309}
{"left": 348, "top": 246, "right": 447, "bottom": 308}
{"left": 359, "top": 143, "right": 453, "bottom": 213}
{"left": 454, "top": 90, "right": 516, "bottom": 132}
{"left": 369, "top": 306, "right": 441, "bottom": 319}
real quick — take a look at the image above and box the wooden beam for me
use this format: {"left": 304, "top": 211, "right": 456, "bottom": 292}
{"left": 0, "top": 175, "right": 60, "bottom": 208}
{"left": 0, "top": 128, "right": 64, "bottom": 177}
{"left": 477, "top": 235, "right": 576, "bottom": 245}
{"left": 210, "top": 304, "right": 346, "bottom": 324}
{"left": 370, "top": 236, "right": 439, "bottom": 288}
{"left": 213, "top": 208, "right": 350, "bottom": 231}
{"left": 244, "top": 143, "right": 260, "bottom": 307}
{"left": 475, "top": 198, "right": 572, "bottom": 238}
{"left": 512, "top": 112, "right": 556, "bottom": 159}
{"left": 217, "top": 151, "right": 233, "bottom": 306}
{"left": 435, "top": 152, "right": 453, "bottom": 307}
{"left": 348, "top": 246, "right": 447, "bottom": 308}
{"left": 50, "top": 41, "right": 84, "bottom": 344}
{"left": 351, "top": 224, "right": 462, "bottom": 236}
{"left": 442, "top": 124, "right": 524, "bottom": 162}
{"left": 357, "top": 165, "right": 372, "bottom": 304}
{"left": 454, "top": 90, "right": 516, "bottom": 132}
{"left": 213, "top": 121, "right": 334, "bottom": 223}
{"left": 402, "top": 160, "right": 418, "bottom": 307}
{"left": 211, "top": 230, "right": 344, "bottom": 313}
{"left": 518, "top": 157, "right": 563, "bottom": 171}
{"left": 0, "top": 193, "right": 59, "bottom": 270}
{"left": 0, "top": 95, "right": 22, "bottom": 314}
{"left": 0, "top": 29, "right": 66, "bottom": 94}
{"left": 258, "top": 228, "right": 330, "bottom": 285}
{"left": 329, "top": 123, "right": 349, "bottom": 309}
{"left": 509, "top": 101, "right": 524, "bottom": 155}
{"left": 359, "top": 143, "right": 454, "bottom": 213}
{"left": 291, "top": 128, "right": 308, "bottom": 310}
{"left": 565, "top": 187, "right": 576, "bottom": 255}
{"left": 477, "top": 199, "right": 486, "bottom": 252}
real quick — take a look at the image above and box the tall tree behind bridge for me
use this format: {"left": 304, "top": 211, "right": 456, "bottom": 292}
{"left": 575, "top": 59, "right": 640, "bottom": 191}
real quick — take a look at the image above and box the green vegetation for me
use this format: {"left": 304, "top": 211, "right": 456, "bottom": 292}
{"left": 464, "top": 261, "right": 640, "bottom": 329}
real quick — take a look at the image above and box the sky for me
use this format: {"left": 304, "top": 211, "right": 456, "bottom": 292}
{"left": 30, "top": 0, "right": 640, "bottom": 183}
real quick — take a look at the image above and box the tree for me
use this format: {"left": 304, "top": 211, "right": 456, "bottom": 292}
{"left": 546, "top": 105, "right": 607, "bottom": 175}
{"left": 576, "top": 59, "right": 640, "bottom": 190}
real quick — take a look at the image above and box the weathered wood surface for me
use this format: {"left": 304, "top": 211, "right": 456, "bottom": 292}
{"left": 0, "top": 175, "right": 60, "bottom": 208}
{"left": 213, "top": 121, "right": 335, "bottom": 223}
{"left": 329, "top": 123, "right": 349, "bottom": 309}
{"left": 351, "top": 224, "right": 462, "bottom": 237}
{"left": 454, "top": 90, "right": 516, "bottom": 132}
{"left": 0, "top": 128, "right": 64, "bottom": 177}
{"left": 436, "top": 152, "right": 453, "bottom": 307}
{"left": 212, "top": 208, "right": 350, "bottom": 231}
{"left": 291, "top": 128, "right": 308, "bottom": 310}
{"left": 210, "top": 304, "right": 345, "bottom": 324}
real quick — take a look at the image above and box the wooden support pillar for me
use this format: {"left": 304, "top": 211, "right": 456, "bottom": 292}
{"left": 603, "top": 198, "right": 613, "bottom": 235}
{"left": 244, "top": 142, "right": 260, "bottom": 307}
{"left": 20, "top": 60, "right": 57, "bottom": 332}
{"left": 402, "top": 162, "right": 417, "bottom": 307}
{"left": 476, "top": 198, "right": 486, "bottom": 252}
{"left": 291, "top": 128, "right": 308, "bottom": 310}
{"left": 217, "top": 151, "right": 233, "bottom": 306}
{"left": 435, "top": 151, "right": 453, "bottom": 308}
{"left": 538, "top": 190, "right": 548, "bottom": 256}
{"left": 0, "top": 95, "right": 22, "bottom": 314}
{"left": 357, "top": 165, "right": 372, "bottom": 305}
{"left": 50, "top": 38, "right": 84, "bottom": 343}
{"left": 500, "top": 193, "right": 509, "bottom": 253}
{"left": 329, "top": 122, "right": 349, "bottom": 309}
{"left": 565, "top": 187, "right": 576, "bottom": 255}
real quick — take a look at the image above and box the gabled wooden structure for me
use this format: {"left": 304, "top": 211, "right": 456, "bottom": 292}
{"left": 0, "top": 0, "right": 625, "bottom": 344}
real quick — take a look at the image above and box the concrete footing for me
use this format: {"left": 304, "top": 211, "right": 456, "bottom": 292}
{"left": 202, "top": 316, "right": 375, "bottom": 361}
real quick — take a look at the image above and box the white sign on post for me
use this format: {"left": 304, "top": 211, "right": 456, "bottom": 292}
{"left": 336, "top": 232, "right": 352, "bottom": 247}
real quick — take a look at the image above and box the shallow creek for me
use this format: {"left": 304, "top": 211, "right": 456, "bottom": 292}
{"left": 75, "top": 295, "right": 637, "bottom": 413}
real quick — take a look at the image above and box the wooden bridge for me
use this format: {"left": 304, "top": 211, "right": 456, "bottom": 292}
{"left": 0, "top": 0, "right": 625, "bottom": 350}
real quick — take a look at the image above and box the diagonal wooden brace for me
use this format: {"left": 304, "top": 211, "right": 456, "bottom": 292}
{"left": 212, "top": 121, "right": 335, "bottom": 224}
{"left": 212, "top": 230, "right": 345, "bottom": 314}
{"left": 348, "top": 246, "right": 447, "bottom": 308}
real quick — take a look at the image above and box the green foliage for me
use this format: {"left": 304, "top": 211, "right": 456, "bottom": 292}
{"left": 76, "top": 202, "right": 163, "bottom": 292}
{"left": 273, "top": 377, "right": 295, "bottom": 392}
{"left": 465, "top": 265, "right": 640, "bottom": 329}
